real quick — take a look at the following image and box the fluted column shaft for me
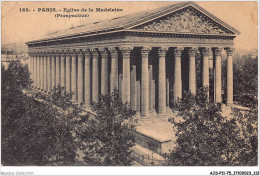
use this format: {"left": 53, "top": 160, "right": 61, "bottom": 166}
{"left": 202, "top": 48, "right": 210, "bottom": 99}
{"left": 29, "top": 54, "right": 32, "bottom": 81}
{"left": 109, "top": 48, "right": 118, "bottom": 93}
{"left": 136, "top": 81, "right": 141, "bottom": 111}
{"left": 100, "top": 49, "right": 108, "bottom": 95}
{"left": 91, "top": 49, "right": 100, "bottom": 103}
{"left": 158, "top": 47, "right": 168, "bottom": 115}
{"left": 174, "top": 48, "right": 183, "bottom": 100}
{"left": 55, "top": 54, "right": 60, "bottom": 87}
{"left": 47, "top": 55, "right": 51, "bottom": 92}
{"left": 131, "top": 66, "right": 137, "bottom": 110}
{"left": 188, "top": 48, "right": 197, "bottom": 94}
{"left": 40, "top": 55, "right": 44, "bottom": 90}
{"left": 149, "top": 65, "right": 153, "bottom": 112}
{"left": 78, "top": 52, "right": 84, "bottom": 104}
{"left": 51, "top": 55, "right": 56, "bottom": 89}
{"left": 226, "top": 48, "right": 234, "bottom": 105}
{"left": 214, "top": 48, "right": 222, "bottom": 103}
{"left": 71, "top": 53, "right": 77, "bottom": 100}
{"left": 202, "top": 48, "right": 210, "bottom": 88}
{"left": 60, "top": 54, "right": 66, "bottom": 88}
{"left": 33, "top": 55, "right": 37, "bottom": 88}
{"left": 44, "top": 55, "right": 48, "bottom": 91}
{"left": 65, "top": 53, "right": 71, "bottom": 93}
{"left": 121, "top": 47, "right": 132, "bottom": 103}
{"left": 84, "top": 51, "right": 92, "bottom": 106}
{"left": 141, "top": 47, "right": 151, "bottom": 117}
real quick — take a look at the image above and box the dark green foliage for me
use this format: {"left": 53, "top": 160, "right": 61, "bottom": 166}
{"left": 75, "top": 91, "right": 136, "bottom": 166}
{"left": 233, "top": 57, "right": 258, "bottom": 107}
{"left": 1, "top": 61, "right": 77, "bottom": 166}
{"left": 222, "top": 56, "right": 258, "bottom": 107}
{"left": 165, "top": 87, "right": 257, "bottom": 166}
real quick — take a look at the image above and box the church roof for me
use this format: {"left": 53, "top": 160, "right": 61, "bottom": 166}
{"left": 26, "top": 1, "right": 240, "bottom": 45}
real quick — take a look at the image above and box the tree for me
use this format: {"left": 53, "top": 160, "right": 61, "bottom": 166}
{"left": 222, "top": 55, "right": 258, "bottom": 107}
{"left": 75, "top": 91, "right": 136, "bottom": 166}
{"left": 165, "top": 87, "right": 257, "bottom": 166}
{"left": 1, "top": 61, "right": 78, "bottom": 166}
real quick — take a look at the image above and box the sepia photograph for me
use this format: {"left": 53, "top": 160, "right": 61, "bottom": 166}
{"left": 1, "top": 0, "right": 259, "bottom": 175}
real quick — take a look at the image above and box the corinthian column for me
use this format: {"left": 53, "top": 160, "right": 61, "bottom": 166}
{"left": 77, "top": 50, "right": 84, "bottom": 104}
{"left": 109, "top": 48, "right": 118, "bottom": 93}
{"left": 60, "top": 51, "right": 66, "bottom": 88}
{"left": 43, "top": 54, "right": 48, "bottom": 91}
{"left": 40, "top": 53, "right": 44, "bottom": 91}
{"left": 40, "top": 54, "right": 43, "bottom": 90}
{"left": 51, "top": 52, "right": 56, "bottom": 90}
{"left": 158, "top": 47, "right": 168, "bottom": 116}
{"left": 149, "top": 65, "right": 153, "bottom": 112}
{"left": 141, "top": 47, "right": 151, "bottom": 118}
{"left": 226, "top": 47, "right": 235, "bottom": 105}
{"left": 71, "top": 50, "right": 77, "bottom": 100}
{"left": 65, "top": 50, "right": 71, "bottom": 93}
{"left": 188, "top": 47, "right": 198, "bottom": 94}
{"left": 120, "top": 46, "right": 132, "bottom": 103}
{"left": 91, "top": 48, "right": 100, "bottom": 103}
{"left": 173, "top": 47, "right": 183, "bottom": 100}
{"left": 214, "top": 48, "right": 223, "bottom": 103}
{"left": 100, "top": 48, "right": 108, "bottom": 95}
{"left": 130, "top": 66, "right": 137, "bottom": 111}
{"left": 47, "top": 54, "right": 52, "bottom": 92}
{"left": 33, "top": 53, "right": 37, "bottom": 88}
{"left": 28, "top": 52, "right": 33, "bottom": 81}
{"left": 202, "top": 48, "right": 211, "bottom": 99}
{"left": 55, "top": 51, "right": 60, "bottom": 87}
{"left": 84, "top": 50, "right": 92, "bottom": 107}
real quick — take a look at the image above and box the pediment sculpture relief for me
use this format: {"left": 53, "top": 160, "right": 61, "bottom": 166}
{"left": 134, "top": 8, "right": 232, "bottom": 34}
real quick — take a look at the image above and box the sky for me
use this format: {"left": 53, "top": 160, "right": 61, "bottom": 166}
{"left": 1, "top": 1, "right": 258, "bottom": 51}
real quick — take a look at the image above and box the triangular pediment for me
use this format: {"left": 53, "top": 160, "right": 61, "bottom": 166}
{"left": 130, "top": 5, "right": 235, "bottom": 35}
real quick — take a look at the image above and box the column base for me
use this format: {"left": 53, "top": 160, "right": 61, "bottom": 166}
{"left": 141, "top": 115, "right": 149, "bottom": 119}
{"left": 226, "top": 102, "right": 233, "bottom": 106}
{"left": 158, "top": 113, "right": 166, "bottom": 117}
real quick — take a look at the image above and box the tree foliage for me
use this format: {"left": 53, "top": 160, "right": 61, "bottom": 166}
{"left": 222, "top": 56, "right": 258, "bottom": 107}
{"left": 165, "top": 87, "right": 257, "bottom": 166}
{"left": 75, "top": 91, "right": 136, "bottom": 166}
{"left": 1, "top": 61, "right": 78, "bottom": 166}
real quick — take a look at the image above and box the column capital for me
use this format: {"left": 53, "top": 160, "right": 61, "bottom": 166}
{"left": 188, "top": 47, "right": 199, "bottom": 57}
{"left": 84, "top": 49, "right": 92, "bottom": 56}
{"left": 57, "top": 50, "right": 66, "bottom": 57}
{"left": 225, "top": 47, "right": 235, "bottom": 56}
{"left": 99, "top": 48, "right": 108, "bottom": 57}
{"left": 90, "top": 48, "right": 99, "bottom": 57}
{"left": 46, "top": 50, "right": 52, "bottom": 57}
{"left": 63, "top": 49, "right": 72, "bottom": 56}
{"left": 75, "top": 49, "right": 84, "bottom": 56}
{"left": 108, "top": 47, "right": 118, "bottom": 57}
{"left": 53, "top": 50, "right": 60, "bottom": 57}
{"left": 119, "top": 46, "right": 133, "bottom": 56}
{"left": 158, "top": 47, "right": 168, "bottom": 57}
{"left": 35, "top": 51, "right": 41, "bottom": 57}
{"left": 213, "top": 48, "right": 223, "bottom": 56}
{"left": 141, "top": 47, "right": 151, "bottom": 57}
{"left": 201, "top": 47, "right": 212, "bottom": 56}
{"left": 69, "top": 49, "right": 78, "bottom": 56}
{"left": 173, "top": 47, "right": 184, "bottom": 57}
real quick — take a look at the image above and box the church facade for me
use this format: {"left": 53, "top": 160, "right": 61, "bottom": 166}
{"left": 26, "top": 1, "right": 240, "bottom": 118}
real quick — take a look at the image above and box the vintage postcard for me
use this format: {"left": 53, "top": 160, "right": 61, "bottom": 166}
{"left": 1, "top": 1, "right": 258, "bottom": 175}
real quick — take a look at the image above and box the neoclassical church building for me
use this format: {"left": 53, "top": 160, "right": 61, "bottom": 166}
{"left": 26, "top": 2, "right": 239, "bottom": 155}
